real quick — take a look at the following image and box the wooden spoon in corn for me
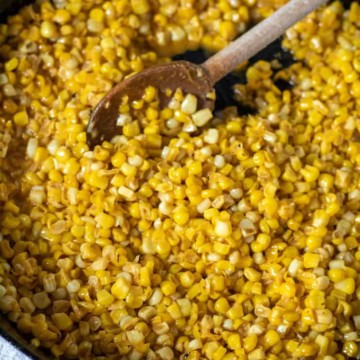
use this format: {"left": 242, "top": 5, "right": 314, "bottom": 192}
{"left": 87, "top": 0, "right": 327, "bottom": 148}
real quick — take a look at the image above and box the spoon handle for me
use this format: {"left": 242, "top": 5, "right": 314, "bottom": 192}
{"left": 202, "top": 0, "right": 328, "bottom": 85}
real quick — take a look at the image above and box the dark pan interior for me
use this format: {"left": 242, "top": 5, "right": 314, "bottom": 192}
{"left": 0, "top": 0, "right": 357, "bottom": 359}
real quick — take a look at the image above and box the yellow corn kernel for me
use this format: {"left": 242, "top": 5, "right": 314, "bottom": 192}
{"left": 227, "top": 334, "right": 241, "bottom": 350}
{"left": 248, "top": 348, "right": 265, "bottom": 360}
{"left": 97, "top": 289, "right": 115, "bottom": 307}
{"left": 334, "top": 278, "right": 355, "bottom": 295}
{"left": 130, "top": 0, "right": 150, "bottom": 15}
{"left": 306, "top": 236, "right": 322, "bottom": 251}
{"left": 304, "top": 253, "right": 320, "bottom": 268}
{"left": 139, "top": 267, "right": 151, "bottom": 287}
{"left": 87, "top": 172, "right": 108, "bottom": 190}
{"left": 214, "top": 298, "right": 230, "bottom": 314}
{"left": 251, "top": 233, "right": 271, "bottom": 252}
{"left": 244, "top": 268, "right": 261, "bottom": 282}
{"left": 54, "top": 9, "right": 71, "bottom": 24}
{"left": 343, "top": 341, "right": 358, "bottom": 357}
{"left": 90, "top": 8, "right": 105, "bottom": 22}
{"left": 145, "top": 134, "right": 162, "bottom": 148}
{"left": 219, "top": 21, "right": 236, "bottom": 40}
{"left": 95, "top": 213, "right": 114, "bottom": 229}
{"left": 214, "top": 218, "right": 232, "bottom": 237}
{"left": 285, "top": 340, "right": 299, "bottom": 353}
{"left": 14, "top": 111, "right": 29, "bottom": 126}
{"left": 243, "top": 335, "right": 257, "bottom": 353}
{"left": 143, "top": 86, "right": 156, "bottom": 102}
{"left": 40, "top": 21, "right": 58, "bottom": 38}
{"left": 51, "top": 313, "right": 73, "bottom": 331}
{"left": 123, "top": 121, "right": 140, "bottom": 137}
{"left": 167, "top": 302, "right": 182, "bottom": 320}
{"left": 258, "top": 198, "right": 278, "bottom": 217}
{"left": 300, "top": 165, "right": 320, "bottom": 182}
{"left": 264, "top": 329, "right": 281, "bottom": 349}
{"left": 120, "top": 162, "right": 136, "bottom": 177}
{"left": 111, "top": 278, "right": 130, "bottom": 300}
{"left": 173, "top": 210, "right": 189, "bottom": 226}
{"left": 126, "top": 286, "right": 144, "bottom": 308}
{"left": 213, "top": 242, "right": 230, "bottom": 255}
{"left": 179, "top": 272, "right": 195, "bottom": 288}
{"left": 161, "top": 281, "right": 176, "bottom": 296}
{"left": 293, "top": 343, "right": 319, "bottom": 357}
{"left": 280, "top": 280, "right": 296, "bottom": 297}
{"left": 328, "top": 268, "right": 346, "bottom": 282}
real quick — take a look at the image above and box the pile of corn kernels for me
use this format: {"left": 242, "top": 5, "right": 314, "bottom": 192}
{"left": 1, "top": 0, "right": 360, "bottom": 359}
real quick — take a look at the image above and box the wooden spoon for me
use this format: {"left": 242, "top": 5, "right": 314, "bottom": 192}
{"left": 87, "top": 0, "right": 327, "bottom": 147}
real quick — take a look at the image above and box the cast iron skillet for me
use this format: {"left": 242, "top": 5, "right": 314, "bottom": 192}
{"left": 0, "top": 0, "right": 356, "bottom": 359}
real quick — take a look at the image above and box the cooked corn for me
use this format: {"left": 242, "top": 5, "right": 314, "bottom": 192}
{"left": 0, "top": 0, "right": 360, "bottom": 359}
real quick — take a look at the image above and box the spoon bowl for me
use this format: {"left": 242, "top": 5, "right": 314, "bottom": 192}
{"left": 87, "top": 61, "right": 213, "bottom": 148}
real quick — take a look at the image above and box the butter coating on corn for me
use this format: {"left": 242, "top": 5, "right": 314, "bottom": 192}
{"left": 0, "top": 0, "right": 360, "bottom": 360}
